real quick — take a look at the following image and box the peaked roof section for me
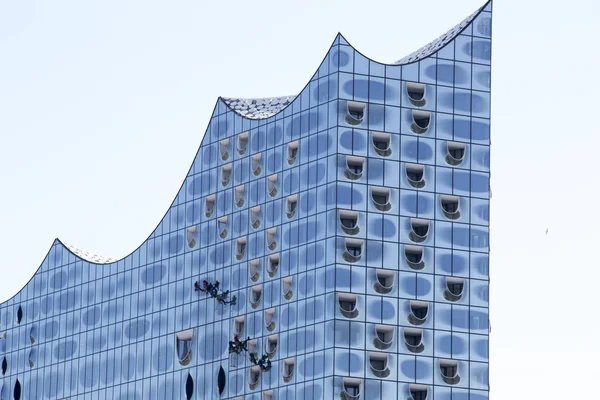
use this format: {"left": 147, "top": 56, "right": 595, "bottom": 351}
{"left": 221, "top": 95, "right": 296, "bottom": 120}
{"left": 65, "top": 242, "right": 115, "bottom": 264}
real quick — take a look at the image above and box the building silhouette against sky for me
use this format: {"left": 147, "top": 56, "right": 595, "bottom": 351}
{"left": 0, "top": 1, "right": 492, "bottom": 398}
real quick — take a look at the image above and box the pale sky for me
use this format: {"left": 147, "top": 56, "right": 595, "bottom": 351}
{"left": 1, "top": 0, "right": 599, "bottom": 398}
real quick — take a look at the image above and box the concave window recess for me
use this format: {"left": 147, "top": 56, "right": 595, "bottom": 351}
{"left": 408, "top": 300, "right": 429, "bottom": 325}
{"left": 371, "top": 187, "right": 391, "bottom": 212}
{"left": 407, "top": 82, "right": 426, "bottom": 107}
{"left": 443, "top": 277, "right": 465, "bottom": 302}
{"left": 374, "top": 269, "right": 395, "bottom": 294}
{"left": 250, "top": 206, "right": 261, "bottom": 229}
{"left": 250, "top": 285, "right": 263, "bottom": 309}
{"left": 411, "top": 110, "right": 431, "bottom": 134}
{"left": 439, "top": 359, "right": 460, "bottom": 385}
{"left": 368, "top": 352, "right": 391, "bottom": 378}
{"left": 343, "top": 239, "right": 364, "bottom": 263}
{"left": 205, "top": 194, "right": 216, "bottom": 217}
{"left": 441, "top": 195, "right": 461, "bottom": 220}
{"left": 287, "top": 141, "right": 299, "bottom": 165}
{"left": 338, "top": 293, "right": 359, "bottom": 319}
{"left": 446, "top": 141, "right": 466, "bottom": 166}
{"left": 405, "top": 245, "right": 425, "bottom": 270}
{"left": 286, "top": 195, "right": 298, "bottom": 219}
{"left": 218, "top": 216, "right": 228, "bottom": 239}
{"left": 409, "top": 218, "right": 430, "bottom": 243}
{"left": 345, "top": 155, "right": 364, "bottom": 180}
{"left": 221, "top": 163, "right": 232, "bottom": 187}
{"left": 346, "top": 101, "right": 366, "bottom": 126}
{"left": 176, "top": 329, "right": 194, "bottom": 366}
{"left": 342, "top": 378, "right": 362, "bottom": 400}
{"left": 235, "top": 185, "right": 245, "bottom": 208}
{"left": 372, "top": 132, "right": 392, "bottom": 157}
{"left": 186, "top": 226, "right": 197, "bottom": 248}
{"left": 339, "top": 209, "right": 359, "bottom": 235}
{"left": 267, "top": 174, "right": 278, "bottom": 197}
{"left": 374, "top": 324, "right": 395, "bottom": 350}
{"left": 219, "top": 138, "right": 230, "bottom": 161}
{"left": 268, "top": 254, "right": 280, "bottom": 277}
{"left": 251, "top": 153, "right": 262, "bottom": 176}
{"left": 404, "top": 328, "right": 425, "bottom": 353}
{"left": 236, "top": 237, "right": 247, "bottom": 260}
{"left": 266, "top": 227, "right": 278, "bottom": 251}
{"left": 406, "top": 163, "right": 425, "bottom": 188}
{"left": 237, "top": 132, "right": 249, "bottom": 155}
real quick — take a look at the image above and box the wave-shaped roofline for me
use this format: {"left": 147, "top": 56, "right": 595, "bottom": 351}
{"left": 2, "top": 0, "right": 491, "bottom": 305}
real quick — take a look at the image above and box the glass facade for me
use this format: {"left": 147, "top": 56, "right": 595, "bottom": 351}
{"left": 0, "top": 2, "right": 492, "bottom": 398}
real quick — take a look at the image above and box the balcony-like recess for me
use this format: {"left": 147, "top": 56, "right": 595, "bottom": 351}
{"left": 205, "top": 194, "right": 216, "bottom": 217}
{"left": 250, "top": 285, "right": 263, "bottom": 309}
{"left": 266, "top": 227, "right": 278, "bottom": 251}
{"left": 248, "top": 366, "right": 261, "bottom": 390}
{"left": 176, "top": 329, "right": 193, "bottom": 366}
{"left": 286, "top": 195, "right": 298, "bottom": 219}
{"left": 282, "top": 357, "right": 295, "bottom": 383}
{"left": 345, "top": 156, "right": 364, "bottom": 180}
{"left": 282, "top": 276, "right": 293, "bottom": 300}
{"left": 372, "top": 132, "right": 392, "bottom": 157}
{"left": 443, "top": 277, "right": 465, "bottom": 302}
{"left": 252, "top": 153, "right": 262, "bottom": 176}
{"left": 249, "top": 259, "right": 260, "bottom": 282}
{"left": 371, "top": 186, "right": 392, "bottom": 212}
{"left": 338, "top": 293, "right": 359, "bottom": 319}
{"left": 266, "top": 334, "right": 278, "bottom": 358}
{"left": 406, "top": 163, "right": 425, "bottom": 188}
{"left": 235, "top": 185, "right": 245, "bottom": 208}
{"left": 411, "top": 110, "right": 431, "bottom": 134}
{"left": 287, "top": 141, "right": 299, "bottom": 165}
{"left": 220, "top": 138, "right": 230, "bottom": 161}
{"left": 439, "top": 359, "right": 460, "bottom": 385}
{"left": 342, "top": 377, "right": 362, "bottom": 400}
{"left": 346, "top": 101, "right": 366, "bottom": 126}
{"left": 218, "top": 216, "right": 228, "bottom": 239}
{"left": 233, "top": 315, "right": 245, "bottom": 337}
{"left": 340, "top": 210, "right": 359, "bottom": 235}
{"left": 221, "top": 163, "right": 232, "bottom": 187}
{"left": 236, "top": 237, "right": 247, "bottom": 260}
{"left": 404, "top": 328, "right": 425, "bottom": 353}
{"left": 409, "top": 384, "right": 429, "bottom": 400}
{"left": 446, "top": 141, "right": 466, "bottom": 166}
{"left": 407, "top": 82, "right": 426, "bottom": 107}
{"left": 251, "top": 206, "right": 261, "bottom": 229}
{"left": 408, "top": 300, "right": 429, "bottom": 326}
{"left": 409, "top": 218, "right": 430, "bottom": 243}
{"left": 268, "top": 174, "right": 278, "bottom": 197}
{"left": 374, "top": 324, "right": 395, "bottom": 350}
{"left": 405, "top": 245, "right": 425, "bottom": 270}
{"left": 441, "top": 195, "right": 461, "bottom": 220}
{"left": 343, "top": 239, "right": 364, "bottom": 263}
{"left": 186, "top": 226, "right": 197, "bottom": 248}
{"left": 264, "top": 308, "right": 276, "bottom": 331}
{"left": 374, "top": 269, "right": 395, "bottom": 294}
{"left": 237, "top": 132, "right": 249, "bottom": 155}
{"left": 268, "top": 254, "right": 280, "bottom": 277}
{"left": 369, "top": 352, "right": 391, "bottom": 378}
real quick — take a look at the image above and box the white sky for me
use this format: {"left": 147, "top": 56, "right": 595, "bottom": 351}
{"left": 1, "top": 0, "right": 599, "bottom": 398}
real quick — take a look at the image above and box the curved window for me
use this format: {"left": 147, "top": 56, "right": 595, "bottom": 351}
{"left": 16, "top": 306, "right": 22, "bottom": 325}
{"left": 186, "top": 226, "right": 197, "bottom": 248}
{"left": 266, "top": 334, "right": 278, "bottom": 358}
{"left": 404, "top": 328, "right": 424, "bottom": 353}
{"left": 264, "top": 308, "right": 276, "bottom": 332}
{"left": 374, "top": 324, "right": 395, "bottom": 350}
{"left": 186, "top": 373, "right": 194, "bottom": 400}
{"left": 411, "top": 110, "right": 431, "bottom": 134}
{"left": 441, "top": 195, "right": 461, "bottom": 220}
{"left": 263, "top": 390, "right": 274, "bottom": 400}
{"left": 218, "top": 216, "right": 228, "bottom": 239}
{"left": 237, "top": 132, "right": 249, "bottom": 155}
{"left": 219, "top": 138, "right": 230, "bottom": 161}
{"left": 368, "top": 352, "right": 390, "bottom": 378}
{"left": 444, "top": 277, "right": 465, "bottom": 302}
{"left": 340, "top": 210, "right": 359, "bottom": 235}
{"left": 338, "top": 293, "right": 359, "bottom": 319}
{"left": 268, "top": 254, "right": 280, "bottom": 277}
{"left": 446, "top": 141, "right": 466, "bottom": 166}
{"left": 248, "top": 365, "right": 261, "bottom": 390}
{"left": 374, "top": 269, "right": 395, "bottom": 294}
{"left": 1, "top": 357, "right": 6, "bottom": 375}
{"left": 287, "top": 141, "right": 299, "bottom": 165}
{"left": 29, "top": 326, "right": 37, "bottom": 345}
{"left": 345, "top": 156, "right": 364, "bottom": 180}
{"left": 371, "top": 187, "right": 391, "bottom": 211}
{"left": 407, "top": 82, "right": 426, "bottom": 107}
{"left": 235, "top": 185, "right": 245, "bottom": 208}
{"left": 408, "top": 300, "right": 429, "bottom": 325}
{"left": 176, "top": 329, "right": 194, "bottom": 366}
{"left": 406, "top": 163, "right": 425, "bottom": 188}
{"left": 282, "top": 357, "right": 295, "bottom": 383}
{"left": 282, "top": 276, "right": 293, "bottom": 300}
{"left": 409, "top": 218, "right": 430, "bottom": 243}
{"left": 372, "top": 132, "right": 392, "bottom": 157}
{"left": 343, "top": 239, "right": 364, "bottom": 263}
{"left": 405, "top": 245, "right": 425, "bottom": 270}
{"left": 236, "top": 237, "right": 247, "bottom": 260}
{"left": 233, "top": 316, "right": 246, "bottom": 337}
{"left": 219, "top": 366, "right": 226, "bottom": 395}
{"left": 205, "top": 194, "right": 216, "bottom": 217}
{"left": 342, "top": 378, "right": 362, "bottom": 400}
{"left": 267, "top": 174, "right": 278, "bottom": 197}
{"left": 409, "top": 384, "right": 428, "bottom": 400}
{"left": 250, "top": 285, "right": 263, "bottom": 309}
{"left": 250, "top": 206, "right": 261, "bottom": 229}
{"left": 346, "top": 101, "right": 366, "bottom": 126}
{"left": 439, "top": 359, "right": 460, "bottom": 385}
{"left": 221, "top": 163, "right": 232, "bottom": 187}
{"left": 252, "top": 153, "right": 262, "bottom": 176}
{"left": 28, "top": 349, "right": 36, "bottom": 368}
{"left": 249, "top": 259, "right": 260, "bottom": 282}
{"left": 286, "top": 195, "right": 298, "bottom": 219}
{"left": 266, "top": 228, "right": 278, "bottom": 251}
{"left": 14, "top": 379, "right": 21, "bottom": 400}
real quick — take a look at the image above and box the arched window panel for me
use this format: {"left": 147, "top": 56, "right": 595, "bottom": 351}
{"left": 248, "top": 259, "right": 260, "bottom": 283}
{"left": 345, "top": 101, "right": 366, "bottom": 126}
{"left": 405, "top": 163, "right": 426, "bottom": 189}
{"left": 266, "top": 228, "right": 278, "bottom": 251}
{"left": 221, "top": 163, "right": 233, "bottom": 187}
{"left": 446, "top": 141, "right": 466, "bottom": 166}
{"left": 344, "top": 155, "right": 364, "bottom": 180}
{"left": 236, "top": 237, "right": 247, "bottom": 261}
{"left": 343, "top": 239, "right": 363, "bottom": 263}
{"left": 248, "top": 365, "right": 261, "bottom": 390}
{"left": 29, "top": 326, "right": 37, "bottom": 345}
{"left": 234, "top": 185, "right": 245, "bottom": 208}
{"left": 185, "top": 373, "right": 194, "bottom": 400}
{"left": 282, "top": 276, "right": 293, "bottom": 301}
{"left": 409, "top": 218, "right": 430, "bottom": 243}
{"left": 16, "top": 306, "right": 22, "bottom": 325}
{"left": 264, "top": 308, "right": 276, "bottom": 332}
{"left": 404, "top": 328, "right": 425, "bottom": 354}
{"left": 251, "top": 153, "right": 262, "bottom": 176}
{"left": 339, "top": 210, "right": 360, "bottom": 235}
{"left": 282, "top": 357, "right": 295, "bottom": 383}
{"left": 406, "top": 82, "right": 427, "bottom": 107}
{"left": 440, "top": 195, "right": 461, "bottom": 220}
{"left": 439, "top": 359, "right": 460, "bottom": 385}
{"left": 205, "top": 194, "right": 216, "bottom": 218}
{"left": 285, "top": 195, "right": 298, "bottom": 219}
{"left": 410, "top": 110, "right": 431, "bottom": 134}
{"left": 250, "top": 206, "right": 261, "bottom": 229}
{"left": 186, "top": 226, "right": 197, "bottom": 248}
{"left": 233, "top": 315, "right": 246, "bottom": 338}
{"left": 337, "top": 293, "right": 359, "bottom": 319}
{"left": 408, "top": 384, "right": 429, "bottom": 400}
{"left": 250, "top": 285, "right": 263, "bottom": 309}
{"left": 374, "top": 269, "right": 395, "bottom": 294}
{"left": 267, "top": 174, "right": 278, "bottom": 197}
{"left": 266, "top": 334, "right": 278, "bottom": 359}
{"left": 371, "top": 186, "right": 391, "bottom": 212}
{"left": 28, "top": 348, "right": 37, "bottom": 368}
{"left": 262, "top": 390, "right": 274, "bottom": 400}
{"left": 408, "top": 300, "right": 429, "bottom": 326}
{"left": 218, "top": 216, "right": 228, "bottom": 239}
{"left": 237, "top": 132, "right": 249, "bottom": 155}
{"left": 443, "top": 277, "right": 465, "bottom": 302}
{"left": 1, "top": 356, "right": 6, "bottom": 375}
{"left": 287, "top": 141, "right": 299, "bottom": 166}
{"left": 404, "top": 245, "right": 425, "bottom": 270}
{"left": 14, "top": 379, "right": 21, "bottom": 400}
{"left": 374, "top": 324, "right": 395, "bottom": 350}
{"left": 175, "top": 329, "right": 193, "bottom": 366}
{"left": 219, "top": 138, "right": 230, "bottom": 161}
{"left": 372, "top": 132, "right": 392, "bottom": 157}
{"left": 267, "top": 254, "right": 280, "bottom": 278}
{"left": 342, "top": 377, "right": 362, "bottom": 400}
{"left": 368, "top": 352, "right": 390, "bottom": 378}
